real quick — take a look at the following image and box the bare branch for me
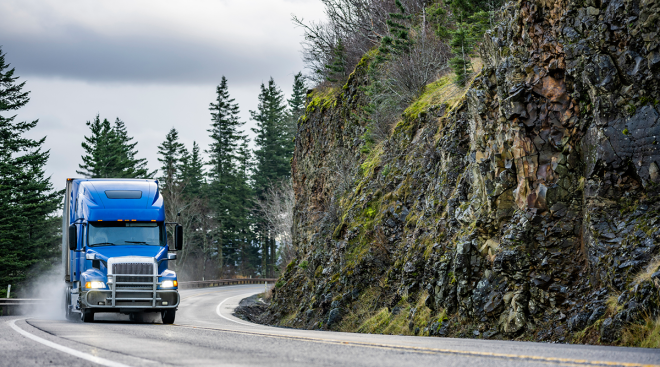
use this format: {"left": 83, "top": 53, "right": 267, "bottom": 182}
{"left": 254, "top": 179, "right": 296, "bottom": 270}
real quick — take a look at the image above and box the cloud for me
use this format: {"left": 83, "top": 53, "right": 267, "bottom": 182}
{"left": 3, "top": 0, "right": 326, "bottom": 191}
{"left": 0, "top": 0, "right": 324, "bottom": 84}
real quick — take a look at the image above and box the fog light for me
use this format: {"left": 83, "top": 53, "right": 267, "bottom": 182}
{"left": 98, "top": 301, "right": 105, "bottom": 305}
{"left": 85, "top": 281, "right": 105, "bottom": 289}
{"left": 162, "top": 301, "right": 169, "bottom": 306}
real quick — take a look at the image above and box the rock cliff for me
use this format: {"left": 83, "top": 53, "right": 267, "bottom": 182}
{"left": 263, "top": 0, "right": 660, "bottom": 344}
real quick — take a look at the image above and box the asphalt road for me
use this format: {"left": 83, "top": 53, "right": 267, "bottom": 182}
{"left": 2, "top": 284, "right": 659, "bottom": 367}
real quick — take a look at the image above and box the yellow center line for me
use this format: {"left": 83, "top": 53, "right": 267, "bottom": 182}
{"left": 165, "top": 323, "right": 659, "bottom": 367}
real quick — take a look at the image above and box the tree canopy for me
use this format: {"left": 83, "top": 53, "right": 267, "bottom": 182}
{"left": 0, "top": 47, "right": 60, "bottom": 297}
{"left": 77, "top": 116, "right": 154, "bottom": 178}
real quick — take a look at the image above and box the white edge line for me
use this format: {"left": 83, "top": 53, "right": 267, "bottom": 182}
{"left": 215, "top": 293, "right": 260, "bottom": 327}
{"left": 8, "top": 318, "right": 133, "bottom": 367}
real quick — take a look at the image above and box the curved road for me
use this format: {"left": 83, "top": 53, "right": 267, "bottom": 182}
{"left": 2, "top": 285, "right": 659, "bottom": 366}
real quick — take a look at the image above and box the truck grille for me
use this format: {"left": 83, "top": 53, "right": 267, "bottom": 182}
{"left": 93, "top": 258, "right": 180, "bottom": 309}
{"left": 112, "top": 263, "right": 154, "bottom": 288}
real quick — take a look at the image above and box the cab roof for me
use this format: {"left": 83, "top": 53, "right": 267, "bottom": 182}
{"left": 68, "top": 179, "right": 165, "bottom": 222}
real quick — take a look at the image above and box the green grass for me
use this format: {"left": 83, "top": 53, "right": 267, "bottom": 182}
{"left": 403, "top": 75, "right": 455, "bottom": 120}
{"left": 348, "top": 291, "right": 438, "bottom": 336}
{"left": 356, "top": 307, "right": 392, "bottom": 333}
{"left": 621, "top": 316, "right": 660, "bottom": 348}
{"left": 633, "top": 257, "right": 660, "bottom": 285}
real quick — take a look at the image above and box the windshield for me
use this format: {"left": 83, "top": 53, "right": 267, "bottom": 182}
{"left": 88, "top": 222, "right": 165, "bottom": 247}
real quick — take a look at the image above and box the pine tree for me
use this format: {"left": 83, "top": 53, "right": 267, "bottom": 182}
{"left": 285, "top": 72, "right": 306, "bottom": 157}
{"left": 234, "top": 138, "right": 259, "bottom": 276}
{"left": 449, "top": 23, "right": 473, "bottom": 86}
{"left": 180, "top": 141, "right": 205, "bottom": 198}
{"left": 376, "top": 0, "right": 413, "bottom": 65}
{"left": 386, "top": 0, "right": 413, "bottom": 55}
{"left": 325, "top": 39, "right": 347, "bottom": 83}
{"left": 76, "top": 115, "right": 117, "bottom": 178}
{"left": 251, "top": 78, "right": 290, "bottom": 198}
{"left": 207, "top": 77, "right": 243, "bottom": 184}
{"left": 112, "top": 118, "right": 154, "bottom": 178}
{"left": 427, "top": 2, "right": 452, "bottom": 40}
{"left": 287, "top": 72, "right": 307, "bottom": 125}
{"left": 206, "top": 77, "right": 251, "bottom": 276}
{"left": 157, "top": 128, "right": 186, "bottom": 253}
{"left": 0, "top": 47, "right": 61, "bottom": 297}
{"left": 157, "top": 128, "right": 185, "bottom": 191}
{"left": 78, "top": 116, "right": 154, "bottom": 178}
{"left": 251, "top": 77, "right": 289, "bottom": 277}
{"left": 445, "top": 0, "right": 502, "bottom": 86}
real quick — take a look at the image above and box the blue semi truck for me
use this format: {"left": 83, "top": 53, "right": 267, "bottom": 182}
{"left": 62, "top": 178, "right": 183, "bottom": 323}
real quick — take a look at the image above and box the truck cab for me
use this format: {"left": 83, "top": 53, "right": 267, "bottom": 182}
{"left": 62, "top": 178, "right": 182, "bottom": 323}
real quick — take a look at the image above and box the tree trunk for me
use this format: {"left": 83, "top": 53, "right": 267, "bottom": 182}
{"left": 270, "top": 236, "right": 276, "bottom": 277}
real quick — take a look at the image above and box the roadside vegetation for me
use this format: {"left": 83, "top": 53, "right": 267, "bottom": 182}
{"left": 0, "top": 47, "right": 61, "bottom": 298}
{"left": 293, "top": 0, "right": 500, "bottom": 151}
{"left": 264, "top": 0, "right": 505, "bottom": 337}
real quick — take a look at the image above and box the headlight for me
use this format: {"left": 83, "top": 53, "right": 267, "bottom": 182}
{"left": 85, "top": 281, "right": 105, "bottom": 289}
{"left": 161, "top": 280, "right": 177, "bottom": 288}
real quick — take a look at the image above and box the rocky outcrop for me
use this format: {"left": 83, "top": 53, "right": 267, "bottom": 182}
{"left": 263, "top": 0, "right": 660, "bottom": 344}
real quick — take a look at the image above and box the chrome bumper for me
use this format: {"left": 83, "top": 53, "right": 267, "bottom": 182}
{"left": 82, "top": 273, "right": 179, "bottom": 309}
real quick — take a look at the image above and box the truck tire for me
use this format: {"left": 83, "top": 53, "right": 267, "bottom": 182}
{"left": 81, "top": 309, "right": 94, "bottom": 323}
{"left": 161, "top": 310, "right": 176, "bottom": 324}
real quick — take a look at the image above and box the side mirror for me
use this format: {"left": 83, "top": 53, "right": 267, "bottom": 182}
{"left": 68, "top": 224, "right": 77, "bottom": 251}
{"left": 174, "top": 225, "right": 183, "bottom": 251}
{"left": 167, "top": 253, "right": 177, "bottom": 260}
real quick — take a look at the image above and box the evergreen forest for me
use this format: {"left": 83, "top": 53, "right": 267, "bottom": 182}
{"left": 0, "top": 47, "right": 61, "bottom": 297}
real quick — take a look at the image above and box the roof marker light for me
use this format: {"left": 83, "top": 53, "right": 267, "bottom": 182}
{"left": 151, "top": 220, "right": 156, "bottom": 222}
{"left": 131, "top": 219, "right": 136, "bottom": 221}
{"left": 98, "top": 220, "right": 102, "bottom": 222}
{"left": 118, "top": 219, "right": 123, "bottom": 221}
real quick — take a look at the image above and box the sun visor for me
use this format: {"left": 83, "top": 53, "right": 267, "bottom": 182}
{"left": 88, "top": 208, "right": 165, "bottom": 222}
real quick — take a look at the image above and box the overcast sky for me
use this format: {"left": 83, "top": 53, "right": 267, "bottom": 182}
{"left": 0, "top": 0, "right": 325, "bottom": 191}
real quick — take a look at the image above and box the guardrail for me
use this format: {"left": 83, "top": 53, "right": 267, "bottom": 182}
{"left": 0, "top": 299, "right": 50, "bottom": 316}
{"left": 178, "top": 278, "right": 277, "bottom": 290}
{"left": 0, "top": 279, "right": 276, "bottom": 316}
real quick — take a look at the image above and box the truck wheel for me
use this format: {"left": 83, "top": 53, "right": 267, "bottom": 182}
{"left": 81, "top": 309, "right": 94, "bottom": 323}
{"left": 161, "top": 310, "right": 176, "bottom": 324}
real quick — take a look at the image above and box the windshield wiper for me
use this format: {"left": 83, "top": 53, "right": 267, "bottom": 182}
{"left": 91, "top": 242, "right": 116, "bottom": 246}
{"left": 124, "top": 241, "right": 150, "bottom": 245}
